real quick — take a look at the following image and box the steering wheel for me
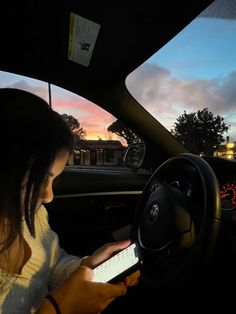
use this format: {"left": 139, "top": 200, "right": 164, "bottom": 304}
{"left": 132, "top": 153, "right": 221, "bottom": 290}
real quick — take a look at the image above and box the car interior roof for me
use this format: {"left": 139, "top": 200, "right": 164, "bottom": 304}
{"left": 0, "top": 1, "right": 214, "bottom": 100}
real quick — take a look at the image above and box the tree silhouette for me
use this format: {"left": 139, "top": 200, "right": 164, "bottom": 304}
{"left": 61, "top": 113, "right": 86, "bottom": 140}
{"left": 107, "top": 120, "right": 141, "bottom": 145}
{"left": 171, "top": 108, "right": 230, "bottom": 156}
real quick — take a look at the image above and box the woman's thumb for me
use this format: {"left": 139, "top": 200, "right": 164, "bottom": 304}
{"left": 75, "top": 265, "right": 94, "bottom": 281}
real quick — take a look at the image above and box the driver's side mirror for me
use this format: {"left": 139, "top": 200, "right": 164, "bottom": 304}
{"left": 123, "top": 142, "right": 146, "bottom": 170}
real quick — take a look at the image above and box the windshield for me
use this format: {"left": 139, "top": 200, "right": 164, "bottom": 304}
{"left": 126, "top": 0, "right": 236, "bottom": 158}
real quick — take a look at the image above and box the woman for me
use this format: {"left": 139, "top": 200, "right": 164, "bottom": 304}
{"left": 0, "top": 88, "right": 140, "bottom": 313}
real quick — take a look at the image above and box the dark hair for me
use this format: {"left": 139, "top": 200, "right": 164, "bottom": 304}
{"left": 0, "top": 88, "right": 73, "bottom": 249}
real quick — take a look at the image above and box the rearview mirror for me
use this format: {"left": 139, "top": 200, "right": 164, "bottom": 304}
{"left": 123, "top": 142, "right": 146, "bottom": 170}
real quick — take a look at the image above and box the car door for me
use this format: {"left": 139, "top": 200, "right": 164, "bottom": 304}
{"left": 45, "top": 166, "right": 151, "bottom": 257}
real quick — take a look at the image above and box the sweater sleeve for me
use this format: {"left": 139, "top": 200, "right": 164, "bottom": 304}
{"left": 35, "top": 205, "right": 83, "bottom": 292}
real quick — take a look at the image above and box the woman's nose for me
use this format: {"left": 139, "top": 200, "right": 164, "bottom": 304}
{"left": 41, "top": 183, "right": 54, "bottom": 204}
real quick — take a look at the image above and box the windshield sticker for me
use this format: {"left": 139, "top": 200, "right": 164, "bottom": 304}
{"left": 68, "top": 12, "right": 101, "bottom": 67}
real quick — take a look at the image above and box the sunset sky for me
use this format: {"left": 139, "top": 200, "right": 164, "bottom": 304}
{"left": 1, "top": 3, "right": 236, "bottom": 143}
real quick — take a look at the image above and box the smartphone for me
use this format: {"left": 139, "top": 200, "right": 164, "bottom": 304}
{"left": 92, "top": 242, "right": 142, "bottom": 283}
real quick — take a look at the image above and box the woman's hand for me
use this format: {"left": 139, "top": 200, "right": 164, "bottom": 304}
{"left": 123, "top": 270, "right": 140, "bottom": 287}
{"left": 50, "top": 265, "right": 128, "bottom": 314}
{"left": 82, "top": 240, "right": 141, "bottom": 288}
{"left": 81, "top": 239, "right": 132, "bottom": 268}
{"left": 37, "top": 240, "right": 141, "bottom": 314}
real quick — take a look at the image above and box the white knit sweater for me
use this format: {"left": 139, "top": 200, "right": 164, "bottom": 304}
{"left": 0, "top": 205, "right": 82, "bottom": 313}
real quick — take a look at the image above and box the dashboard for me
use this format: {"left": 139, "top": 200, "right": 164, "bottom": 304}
{"left": 220, "top": 182, "right": 236, "bottom": 211}
{"left": 204, "top": 156, "right": 236, "bottom": 223}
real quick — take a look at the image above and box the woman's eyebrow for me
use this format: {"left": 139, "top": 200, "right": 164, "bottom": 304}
{"left": 49, "top": 172, "right": 54, "bottom": 177}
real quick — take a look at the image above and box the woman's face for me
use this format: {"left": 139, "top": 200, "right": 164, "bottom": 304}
{"left": 38, "top": 150, "right": 69, "bottom": 207}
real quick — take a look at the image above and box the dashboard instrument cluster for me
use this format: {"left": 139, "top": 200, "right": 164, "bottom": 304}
{"left": 220, "top": 182, "right": 236, "bottom": 211}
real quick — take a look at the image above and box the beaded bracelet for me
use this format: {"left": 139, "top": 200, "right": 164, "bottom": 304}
{"left": 45, "top": 294, "right": 61, "bottom": 314}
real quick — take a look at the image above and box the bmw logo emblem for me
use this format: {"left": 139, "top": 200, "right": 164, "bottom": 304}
{"left": 149, "top": 203, "right": 160, "bottom": 221}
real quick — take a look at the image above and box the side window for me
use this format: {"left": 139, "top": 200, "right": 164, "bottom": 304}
{"left": 50, "top": 84, "right": 130, "bottom": 169}
{"left": 0, "top": 71, "right": 142, "bottom": 171}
